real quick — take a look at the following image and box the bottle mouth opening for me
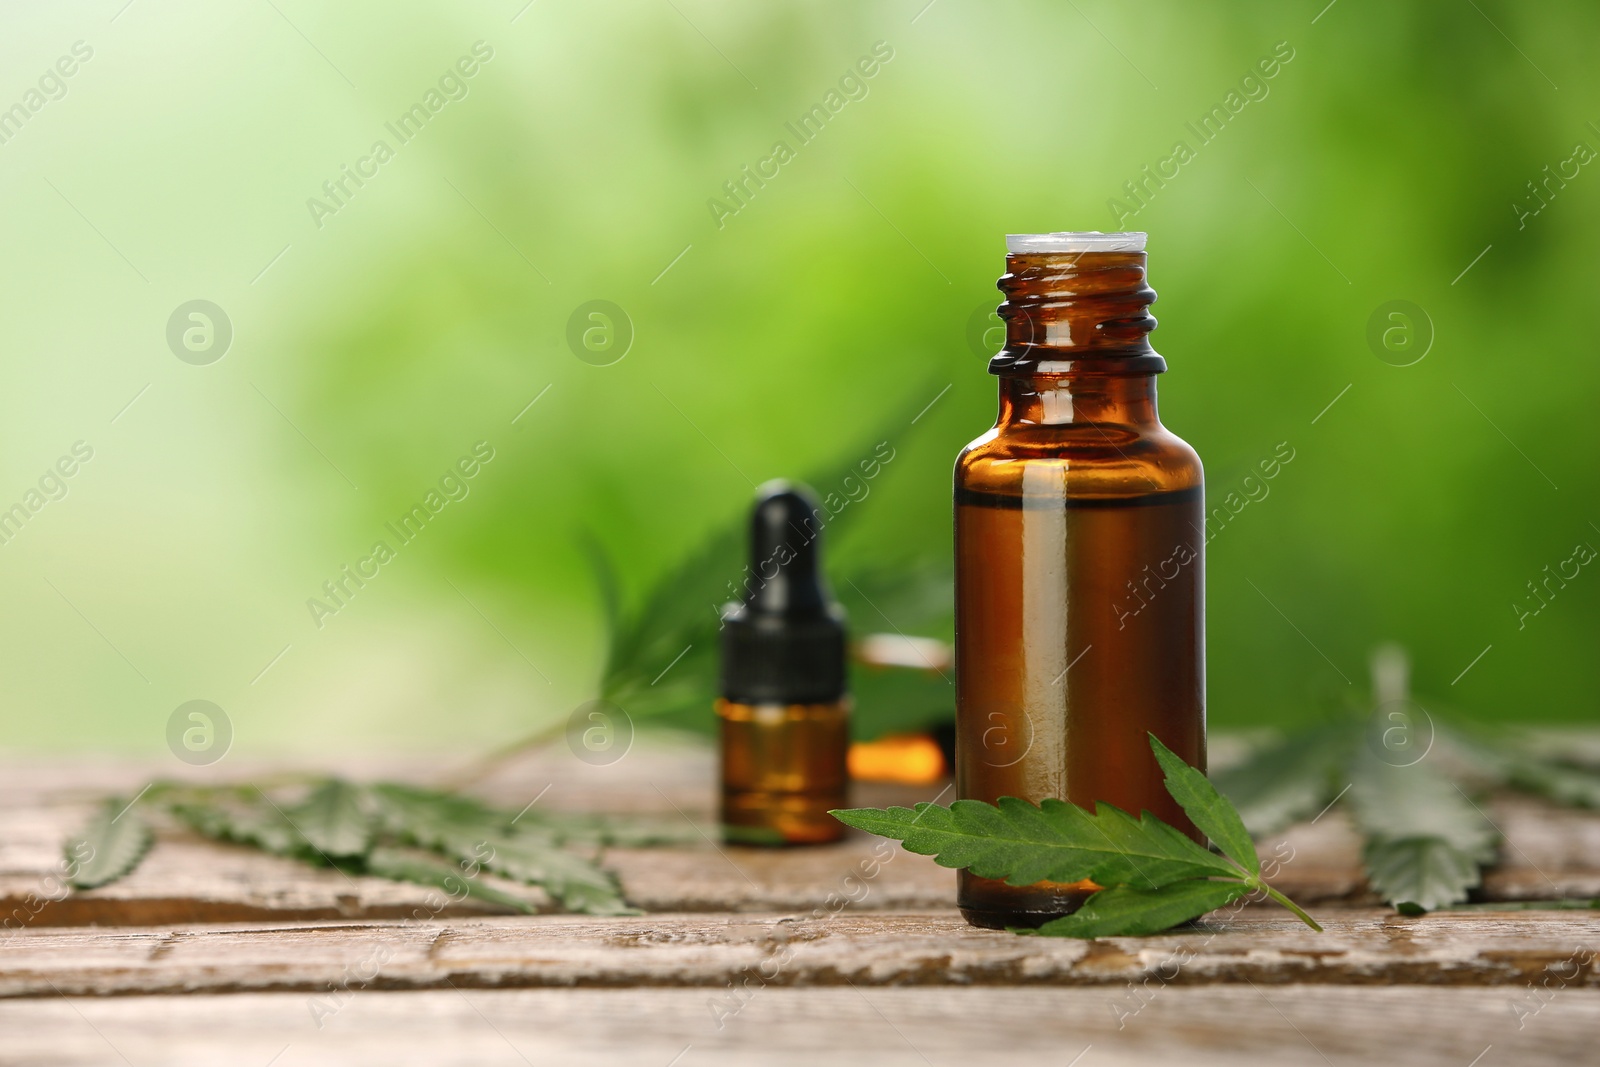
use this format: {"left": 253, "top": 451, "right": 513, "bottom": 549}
{"left": 1006, "top": 231, "right": 1147, "bottom": 254}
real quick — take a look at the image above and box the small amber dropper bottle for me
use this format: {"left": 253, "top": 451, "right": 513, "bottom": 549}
{"left": 718, "top": 481, "right": 850, "bottom": 846}
{"left": 954, "top": 231, "right": 1206, "bottom": 928}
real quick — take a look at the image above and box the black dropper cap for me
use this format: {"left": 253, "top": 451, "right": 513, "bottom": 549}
{"left": 719, "top": 481, "right": 847, "bottom": 705}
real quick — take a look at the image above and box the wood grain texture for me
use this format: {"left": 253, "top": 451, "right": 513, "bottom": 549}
{"left": 2, "top": 986, "right": 1596, "bottom": 1066}
{"left": 4, "top": 745, "right": 1599, "bottom": 929}
{"left": 3, "top": 909, "right": 1598, "bottom": 998}
{"left": 4, "top": 744, "right": 1600, "bottom": 1062}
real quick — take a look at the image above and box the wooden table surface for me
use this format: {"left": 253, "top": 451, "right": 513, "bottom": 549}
{"left": 3, "top": 740, "right": 1598, "bottom": 1066}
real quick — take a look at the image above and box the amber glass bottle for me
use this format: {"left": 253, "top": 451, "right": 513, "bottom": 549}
{"left": 954, "top": 232, "right": 1205, "bottom": 928}
{"left": 718, "top": 482, "right": 850, "bottom": 846}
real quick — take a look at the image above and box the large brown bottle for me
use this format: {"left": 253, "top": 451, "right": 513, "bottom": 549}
{"left": 954, "top": 232, "right": 1205, "bottom": 928}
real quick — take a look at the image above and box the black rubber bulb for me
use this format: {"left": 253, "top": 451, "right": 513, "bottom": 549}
{"left": 744, "top": 482, "right": 827, "bottom": 618}
{"left": 718, "top": 480, "right": 846, "bottom": 706}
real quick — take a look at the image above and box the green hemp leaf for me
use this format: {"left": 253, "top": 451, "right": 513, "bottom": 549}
{"left": 1211, "top": 721, "right": 1355, "bottom": 837}
{"left": 1026, "top": 880, "right": 1253, "bottom": 939}
{"left": 1345, "top": 743, "right": 1497, "bottom": 913}
{"left": 286, "top": 779, "right": 373, "bottom": 860}
{"left": 65, "top": 779, "right": 644, "bottom": 917}
{"left": 832, "top": 733, "right": 1322, "bottom": 938}
{"left": 65, "top": 797, "right": 153, "bottom": 890}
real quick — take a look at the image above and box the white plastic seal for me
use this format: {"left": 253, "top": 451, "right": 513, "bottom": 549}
{"left": 1005, "top": 231, "right": 1147, "bottom": 254}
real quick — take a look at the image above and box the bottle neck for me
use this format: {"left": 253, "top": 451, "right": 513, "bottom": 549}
{"left": 997, "top": 374, "right": 1160, "bottom": 430}
{"left": 990, "top": 250, "right": 1164, "bottom": 376}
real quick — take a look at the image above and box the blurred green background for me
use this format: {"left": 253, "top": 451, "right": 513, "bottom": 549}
{"left": 1, "top": 0, "right": 1594, "bottom": 754}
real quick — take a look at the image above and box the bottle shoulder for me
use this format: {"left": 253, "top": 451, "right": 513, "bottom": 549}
{"left": 956, "top": 422, "right": 1203, "bottom": 499}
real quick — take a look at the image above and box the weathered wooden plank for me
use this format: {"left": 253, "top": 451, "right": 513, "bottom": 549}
{"left": 2, "top": 985, "right": 1596, "bottom": 1066}
{"left": 3, "top": 744, "right": 1598, "bottom": 927}
{"left": 0, "top": 809, "right": 956, "bottom": 930}
{"left": 2, "top": 909, "right": 1597, "bottom": 998}
{"left": 0, "top": 747, "right": 740, "bottom": 929}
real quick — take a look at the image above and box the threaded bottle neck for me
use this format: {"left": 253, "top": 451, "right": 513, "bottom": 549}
{"left": 990, "top": 250, "right": 1163, "bottom": 376}
{"left": 997, "top": 374, "right": 1159, "bottom": 430}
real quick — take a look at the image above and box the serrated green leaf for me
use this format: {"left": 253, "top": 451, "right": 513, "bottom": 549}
{"left": 1431, "top": 898, "right": 1600, "bottom": 912}
{"left": 1449, "top": 726, "right": 1600, "bottom": 811}
{"left": 367, "top": 782, "right": 639, "bottom": 915}
{"left": 1347, "top": 748, "right": 1497, "bottom": 859}
{"left": 478, "top": 833, "right": 638, "bottom": 916}
{"left": 1347, "top": 746, "right": 1497, "bottom": 911}
{"left": 363, "top": 847, "right": 535, "bottom": 914}
{"left": 287, "top": 779, "right": 373, "bottom": 860}
{"left": 576, "top": 528, "right": 622, "bottom": 638}
{"left": 371, "top": 780, "right": 693, "bottom": 849}
{"left": 1435, "top": 723, "right": 1516, "bottom": 781}
{"left": 66, "top": 798, "right": 154, "bottom": 889}
{"left": 1028, "top": 880, "right": 1252, "bottom": 939}
{"left": 1149, "top": 734, "right": 1258, "bottom": 876}
{"left": 534, "top": 813, "right": 701, "bottom": 848}
{"left": 1362, "top": 837, "right": 1484, "bottom": 912}
{"left": 171, "top": 787, "right": 306, "bottom": 857}
{"left": 835, "top": 557, "right": 954, "bottom": 640}
{"left": 368, "top": 782, "right": 503, "bottom": 851}
{"left": 600, "top": 394, "right": 938, "bottom": 728}
{"left": 1506, "top": 758, "right": 1600, "bottom": 809}
{"left": 831, "top": 796, "right": 1236, "bottom": 889}
{"left": 834, "top": 741, "right": 1322, "bottom": 936}
{"left": 599, "top": 529, "right": 735, "bottom": 715}
{"left": 1212, "top": 722, "right": 1355, "bottom": 836}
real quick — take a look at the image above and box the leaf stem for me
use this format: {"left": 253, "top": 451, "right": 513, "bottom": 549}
{"left": 1257, "top": 881, "right": 1323, "bottom": 931}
